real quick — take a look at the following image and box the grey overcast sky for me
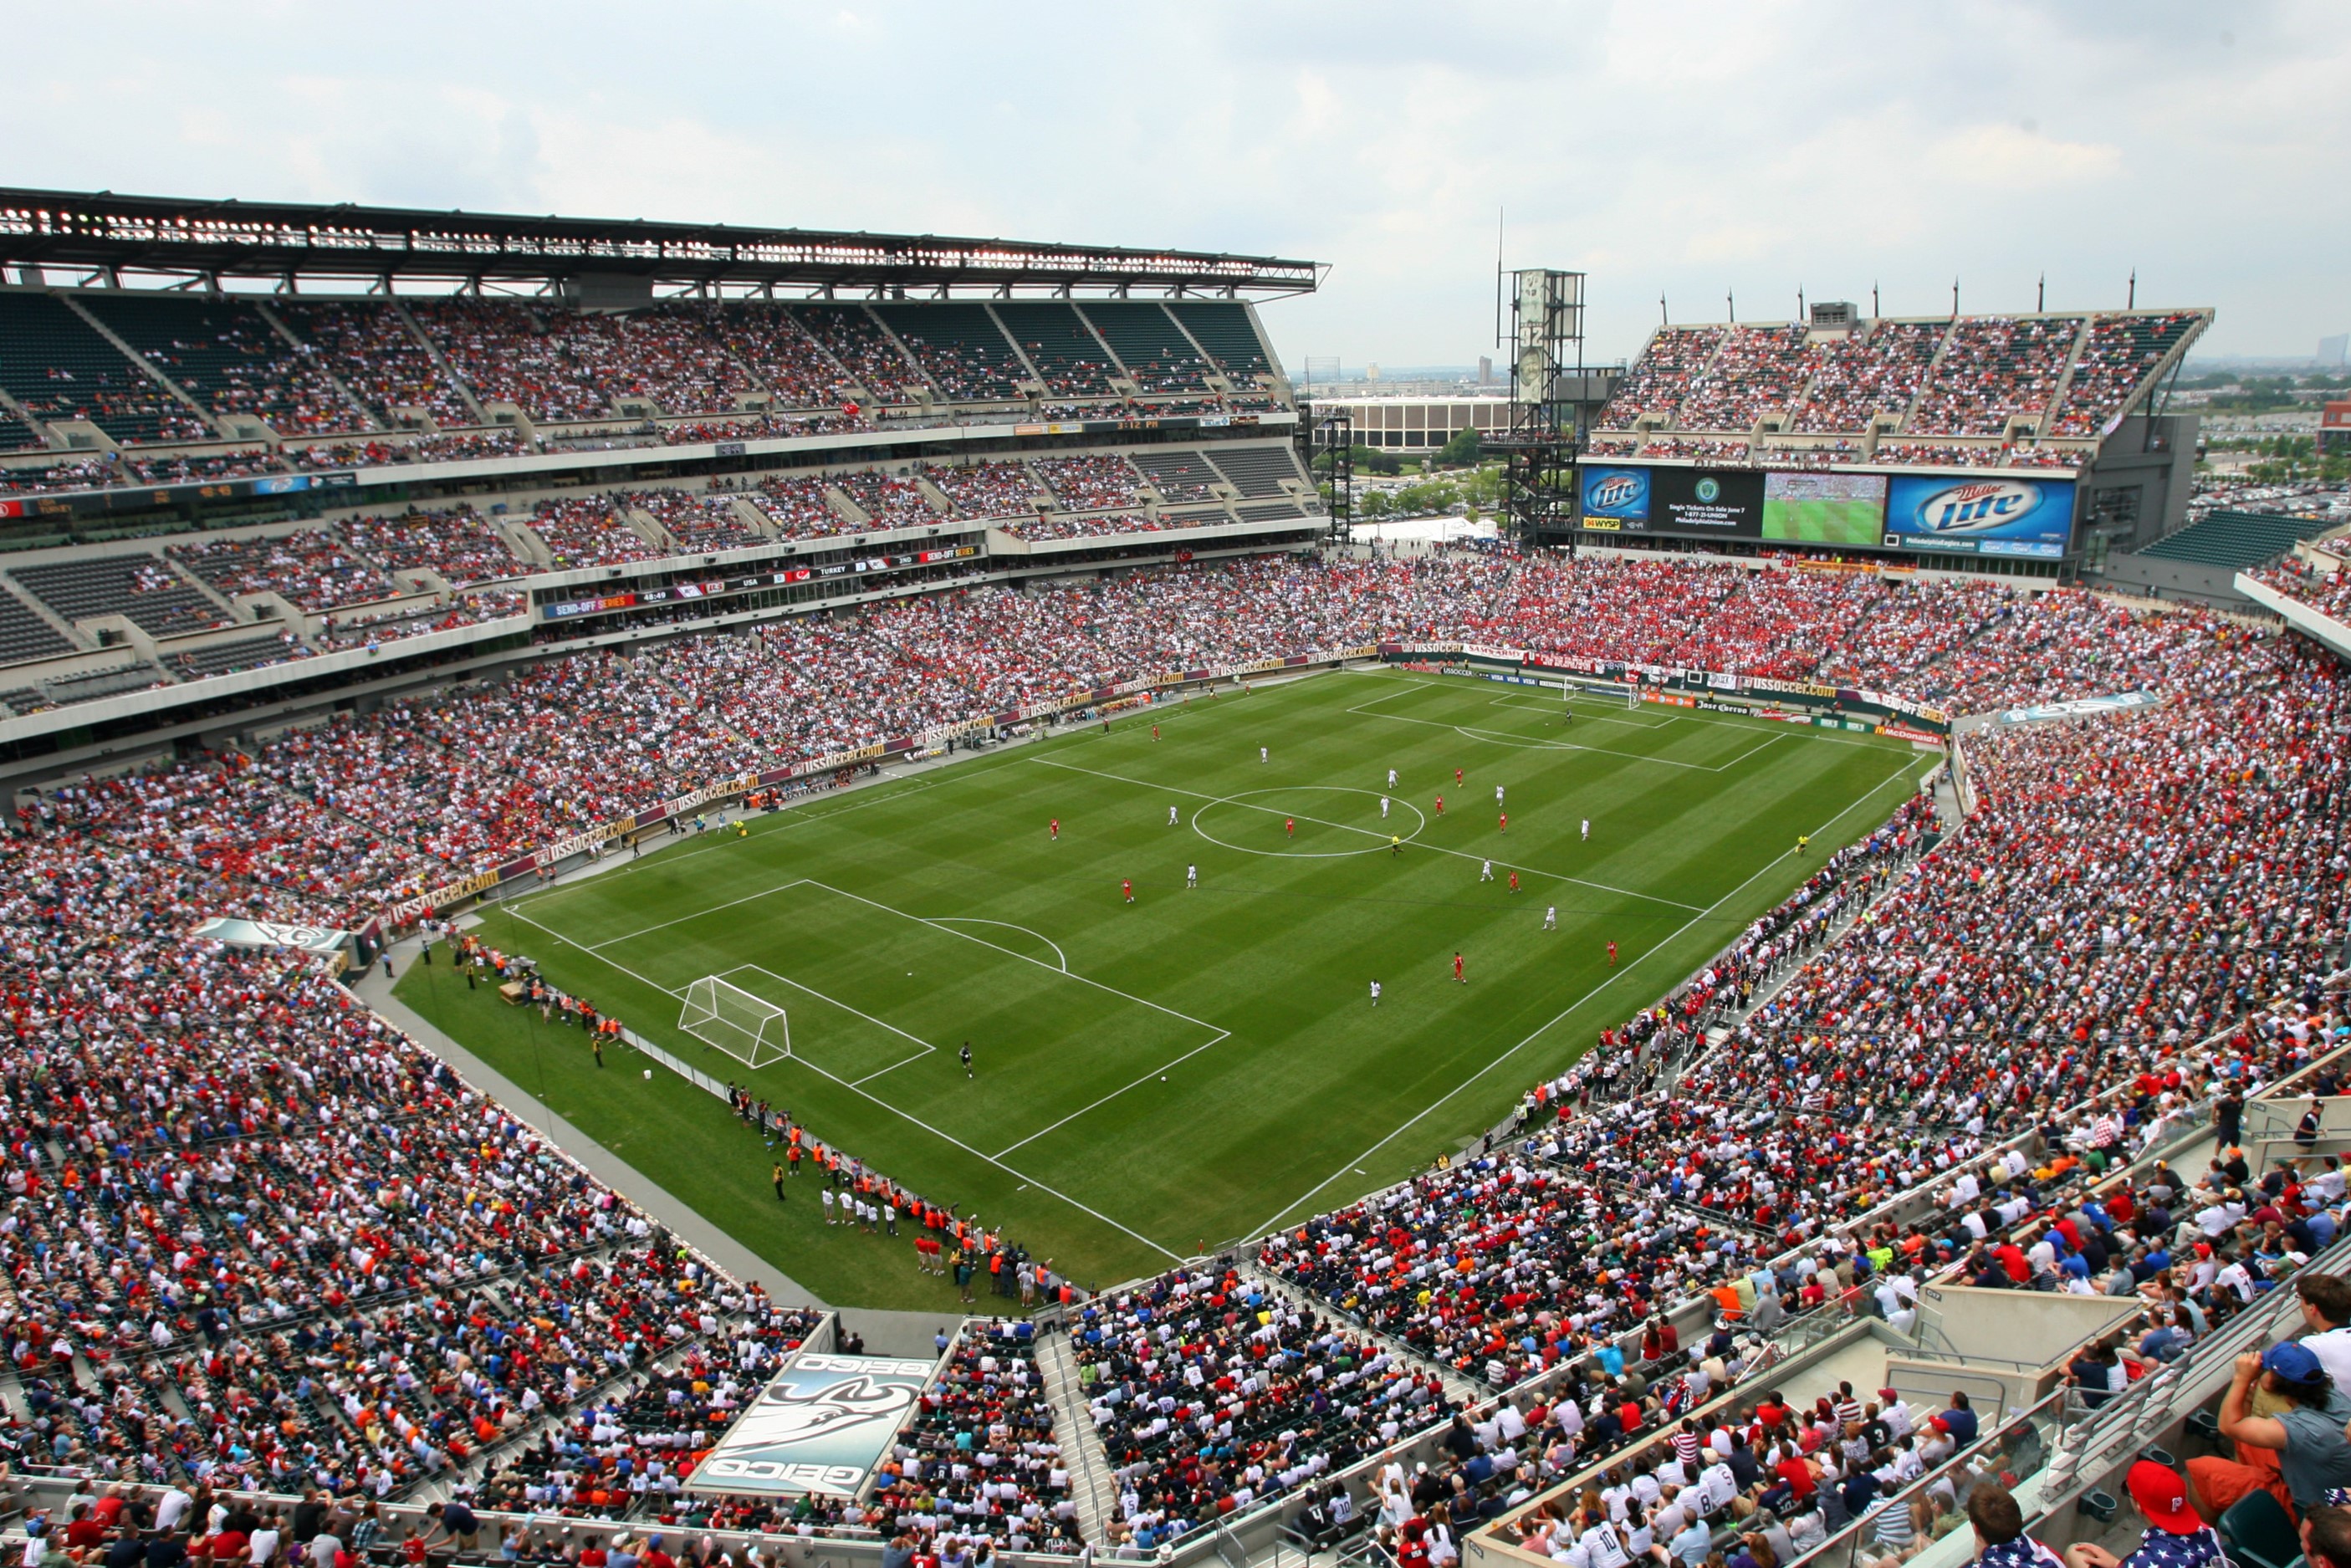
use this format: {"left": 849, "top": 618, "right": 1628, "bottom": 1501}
{"left": 10, "top": 1, "right": 2346, "bottom": 367}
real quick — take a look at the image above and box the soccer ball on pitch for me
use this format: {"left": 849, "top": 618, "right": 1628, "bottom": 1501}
{"left": 643, "top": 1069, "right": 652, "bottom": 1080}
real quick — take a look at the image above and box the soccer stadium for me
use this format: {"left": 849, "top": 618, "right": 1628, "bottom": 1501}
{"left": 0, "top": 130, "right": 2348, "bottom": 1568}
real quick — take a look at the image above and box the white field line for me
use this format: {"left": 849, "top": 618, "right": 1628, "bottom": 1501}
{"left": 926, "top": 917, "right": 1069, "bottom": 972}
{"left": 588, "top": 879, "right": 812, "bottom": 950}
{"left": 1245, "top": 751, "right": 1929, "bottom": 1239}
{"left": 500, "top": 901, "right": 1183, "bottom": 1262}
{"left": 1029, "top": 756, "right": 1704, "bottom": 914}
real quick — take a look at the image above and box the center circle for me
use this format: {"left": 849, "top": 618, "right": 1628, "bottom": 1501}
{"left": 1190, "top": 786, "right": 1428, "bottom": 858}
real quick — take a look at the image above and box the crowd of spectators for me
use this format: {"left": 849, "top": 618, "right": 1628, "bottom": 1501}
{"left": 927, "top": 461, "right": 1041, "bottom": 520}
{"left": 529, "top": 497, "right": 666, "bottom": 569}
{"left": 0, "top": 539, "right": 2343, "bottom": 1558}
{"left": 166, "top": 529, "right": 396, "bottom": 614}
{"left": 340, "top": 508, "right": 527, "bottom": 588}
{"left": 2252, "top": 558, "right": 2351, "bottom": 626}
{"left": 746, "top": 476, "right": 854, "bottom": 540}
{"left": 2047, "top": 312, "right": 2205, "bottom": 437}
{"left": 1596, "top": 327, "right": 1727, "bottom": 433}
{"left": 1909, "top": 315, "right": 2082, "bottom": 437}
{"left": 1791, "top": 320, "right": 1946, "bottom": 433}
{"left": 836, "top": 469, "right": 944, "bottom": 530}
{"left": 271, "top": 302, "right": 474, "bottom": 427}
{"left": 630, "top": 490, "right": 763, "bottom": 554}
{"left": 1676, "top": 325, "right": 1813, "bottom": 432}
{"left": 1036, "top": 457, "right": 1147, "bottom": 511}
{"left": 1004, "top": 514, "right": 1171, "bottom": 544}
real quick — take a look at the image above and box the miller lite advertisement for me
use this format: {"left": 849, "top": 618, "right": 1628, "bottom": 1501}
{"left": 1580, "top": 466, "right": 1652, "bottom": 527}
{"left": 1882, "top": 475, "right": 2077, "bottom": 558}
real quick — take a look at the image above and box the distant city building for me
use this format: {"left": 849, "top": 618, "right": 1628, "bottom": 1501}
{"left": 1315, "top": 394, "right": 1509, "bottom": 449}
{"left": 2319, "top": 334, "right": 2348, "bottom": 368}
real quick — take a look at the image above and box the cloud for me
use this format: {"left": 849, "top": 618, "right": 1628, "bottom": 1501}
{"left": 3, "top": 1, "right": 2347, "bottom": 362}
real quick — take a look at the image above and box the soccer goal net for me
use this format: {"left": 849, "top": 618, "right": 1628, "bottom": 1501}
{"left": 678, "top": 976, "right": 791, "bottom": 1069}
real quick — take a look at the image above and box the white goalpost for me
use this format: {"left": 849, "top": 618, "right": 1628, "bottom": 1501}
{"left": 678, "top": 976, "right": 792, "bottom": 1069}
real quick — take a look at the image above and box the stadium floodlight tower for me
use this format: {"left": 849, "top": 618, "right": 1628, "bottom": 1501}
{"left": 1488, "top": 268, "right": 1586, "bottom": 551}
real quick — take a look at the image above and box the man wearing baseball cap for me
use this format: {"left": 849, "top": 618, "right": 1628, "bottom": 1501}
{"left": 2062, "top": 1462, "right": 2225, "bottom": 1568}
{"left": 2190, "top": 1342, "right": 2351, "bottom": 1521}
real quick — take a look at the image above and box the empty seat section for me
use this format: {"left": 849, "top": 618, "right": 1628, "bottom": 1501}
{"left": 42, "top": 660, "right": 166, "bottom": 705}
{"left": 0, "top": 590, "right": 74, "bottom": 666}
{"left": 2139, "top": 511, "right": 2323, "bottom": 569}
{"left": 166, "top": 632, "right": 308, "bottom": 681}
{"left": 0, "top": 294, "right": 213, "bottom": 446}
{"left": 1131, "top": 448, "right": 1224, "bottom": 501}
{"left": 9, "top": 554, "right": 225, "bottom": 636}
{"left": 873, "top": 304, "right": 1026, "bottom": 399}
{"left": 1166, "top": 302, "right": 1272, "bottom": 380}
{"left": 79, "top": 294, "right": 372, "bottom": 437}
{"left": 1205, "top": 445, "right": 1301, "bottom": 498}
{"left": 1235, "top": 501, "right": 1308, "bottom": 522}
{"left": 990, "top": 304, "right": 1117, "bottom": 397}
{"left": 1079, "top": 304, "right": 1215, "bottom": 393}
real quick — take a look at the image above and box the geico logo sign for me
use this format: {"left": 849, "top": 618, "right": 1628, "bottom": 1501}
{"left": 1914, "top": 480, "right": 2042, "bottom": 534}
{"left": 699, "top": 1459, "right": 866, "bottom": 1488}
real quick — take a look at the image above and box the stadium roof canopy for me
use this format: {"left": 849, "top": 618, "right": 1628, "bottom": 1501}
{"left": 0, "top": 187, "right": 1322, "bottom": 299}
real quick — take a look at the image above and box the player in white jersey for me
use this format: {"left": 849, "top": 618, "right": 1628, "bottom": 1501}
{"left": 1369, "top": 979, "right": 1382, "bottom": 1006}
{"left": 1480, "top": 860, "right": 1494, "bottom": 881}
{"left": 1387, "top": 767, "right": 1398, "bottom": 788}
{"left": 1260, "top": 746, "right": 1268, "bottom": 764}
{"left": 1186, "top": 864, "right": 1198, "bottom": 887}
{"left": 1581, "top": 818, "right": 1590, "bottom": 840}
{"left": 1380, "top": 795, "right": 1390, "bottom": 819}
{"left": 1495, "top": 784, "right": 1505, "bottom": 805}
{"left": 1168, "top": 804, "right": 1178, "bottom": 826}
{"left": 1544, "top": 906, "right": 1557, "bottom": 930}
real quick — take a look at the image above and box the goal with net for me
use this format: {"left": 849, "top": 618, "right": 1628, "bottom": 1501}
{"left": 678, "top": 975, "right": 791, "bottom": 1069}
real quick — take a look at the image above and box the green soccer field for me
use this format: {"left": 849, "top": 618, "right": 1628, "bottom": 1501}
{"left": 396, "top": 668, "right": 1929, "bottom": 1310}
{"left": 1764, "top": 498, "right": 1883, "bottom": 545}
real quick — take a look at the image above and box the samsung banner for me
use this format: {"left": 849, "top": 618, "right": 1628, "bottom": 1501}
{"left": 687, "top": 1351, "right": 936, "bottom": 1498}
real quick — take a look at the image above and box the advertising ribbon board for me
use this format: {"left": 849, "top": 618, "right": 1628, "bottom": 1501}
{"left": 190, "top": 917, "right": 355, "bottom": 957}
{"left": 687, "top": 1352, "right": 935, "bottom": 1498}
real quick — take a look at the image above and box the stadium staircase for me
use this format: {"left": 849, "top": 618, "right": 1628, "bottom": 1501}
{"left": 1033, "top": 1328, "right": 1120, "bottom": 1545}
{"left": 2031, "top": 318, "right": 2094, "bottom": 440}
{"left": 1894, "top": 319, "right": 1959, "bottom": 433}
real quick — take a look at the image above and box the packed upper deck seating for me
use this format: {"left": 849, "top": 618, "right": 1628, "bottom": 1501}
{"left": 270, "top": 301, "right": 476, "bottom": 428}
{"left": 707, "top": 304, "right": 862, "bottom": 411}
{"left": 1790, "top": 321, "right": 1947, "bottom": 433}
{"left": 748, "top": 474, "right": 854, "bottom": 540}
{"left": 792, "top": 304, "right": 929, "bottom": 403}
{"left": 1036, "top": 455, "right": 1147, "bottom": 510}
{"left": 406, "top": 301, "right": 756, "bottom": 424}
{"left": 1676, "top": 324, "right": 1815, "bottom": 431}
{"left": 1907, "top": 315, "right": 2083, "bottom": 437}
{"left": 630, "top": 488, "right": 764, "bottom": 553}
{"left": 836, "top": 468, "right": 944, "bottom": 529}
{"left": 1595, "top": 327, "right": 1727, "bottom": 432}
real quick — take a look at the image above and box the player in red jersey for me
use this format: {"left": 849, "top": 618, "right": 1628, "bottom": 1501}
{"left": 1285, "top": 818, "right": 1295, "bottom": 839}
{"left": 1607, "top": 939, "right": 1618, "bottom": 966}
{"left": 1050, "top": 818, "right": 1060, "bottom": 840}
{"left": 1122, "top": 878, "right": 1133, "bottom": 903}
{"left": 1454, "top": 952, "right": 1465, "bottom": 983}
{"left": 1455, "top": 768, "right": 1463, "bottom": 787}
{"left": 1435, "top": 794, "right": 1445, "bottom": 815}
{"left": 1508, "top": 871, "right": 1520, "bottom": 894}
{"left": 1499, "top": 812, "right": 1508, "bottom": 834}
